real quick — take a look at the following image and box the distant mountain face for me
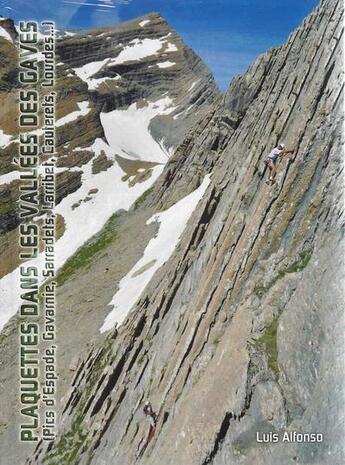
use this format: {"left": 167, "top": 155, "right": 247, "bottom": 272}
{"left": 56, "top": 13, "right": 218, "bottom": 147}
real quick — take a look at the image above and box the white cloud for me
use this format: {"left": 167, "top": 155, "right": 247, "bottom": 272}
{"left": 63, "top": 1, "right": 116, "bottom": 8}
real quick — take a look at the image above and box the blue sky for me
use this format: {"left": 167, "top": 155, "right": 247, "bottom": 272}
{"left": 0, "top": 0, "right": 319, "bottom": 89}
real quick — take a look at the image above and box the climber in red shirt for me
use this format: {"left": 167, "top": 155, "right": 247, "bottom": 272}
{"left": 136, "top": 401, "right": 158, "bottom": 459}
{"left": 143, "top": 401, "right": 158, "bottom": 444}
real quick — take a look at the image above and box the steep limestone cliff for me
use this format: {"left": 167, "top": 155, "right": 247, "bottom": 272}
{"left": 26, "top": 0, "right": 344, "bottom": 464}
{"left": 0, "top": 0, "right": 343, "bottom": 463}
{"left": 1, "top": 0, "right": 344, "bottom": 465}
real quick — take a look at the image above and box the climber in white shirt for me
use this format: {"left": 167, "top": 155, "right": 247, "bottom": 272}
{"left": 265, "top": 143, "right": 294, "bottom": 185}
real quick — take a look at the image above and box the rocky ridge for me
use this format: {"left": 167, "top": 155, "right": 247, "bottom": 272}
{"left": 26, "top": 0, "right": 344, "bottom": 465}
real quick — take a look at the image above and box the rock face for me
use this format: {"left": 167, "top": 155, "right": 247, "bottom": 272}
{"left": 0, "top": 181, "right": 19, "bottom": 234}
{"left": 24, "top": 1, "right": 344, "bottom": 465}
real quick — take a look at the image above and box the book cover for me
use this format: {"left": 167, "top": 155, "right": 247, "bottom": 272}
{"left": 0, "top": 1, "right": 343, "bottom": 464}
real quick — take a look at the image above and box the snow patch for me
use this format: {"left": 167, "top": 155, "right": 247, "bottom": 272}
{"left": 189, "top": 80, "right": 200, "bottom": 92}
{"left": 53, "top": 140, "right": 163, "bottom": 272}
{"left": 109, "top": 38, "right": 164, "bottom": 65}
{"left": 149, "top": 61, "right": 176, "bottom": 69}
{"left": 73, "top": 58, "right": 110, "bottom": 90}
{"left": 100, "top": 174, "right": 211, "bottom": 332}
{"left": 100, "top": 96, "right": 176, "bottom": 163}
{"left": 59, "top": 30, "right": 76, "bottom": 38}
{"left": 56, "top": 101, "right": 91, "bottom": 127}
{"left": 0, "top": 25, "right": 12, "bottom": 42}
{"left": 0, "top": 160, "right": 78, "bottom": 187}
{"left": 139, "top": 20, "right": 150, "bottom": 27}
{"left": 0, "top": 129, "right": 12, "bottom": 148}
{"left": 165, "top": 43, "right": 178, "bottom": 53}
{"left": 73, "top": 59, "right": 121, "bottom": 90}
{"left": 0, "top": 170, "right": 20, "bottom": 186}
{"left": 173, "top": 104, "right": 194, "bottom": 120}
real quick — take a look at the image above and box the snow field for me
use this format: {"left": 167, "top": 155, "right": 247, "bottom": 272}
{"left": 0, "top": 129, "right": 12, "bottom": 148}
{"left": 149, "top": 61, "right": 176, "bottom": 69}
{"left": 56, "top": 101, "right": 91, "bottom": 127}
{"left": 73, "top": 58, "right": 116, "bottom": 90}
{"left": 100, "top": 97, "right": 176, "bottom": 163}
{"left": 0, "top": 25, "right": 12, "bottom": 42}
{"left": 100, "top": 174, "right": 211, "bottom": 332}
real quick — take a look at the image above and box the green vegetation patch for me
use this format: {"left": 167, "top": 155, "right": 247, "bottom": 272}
{"left": 56, "top": 213, "right": 120, "bottom": 286}
{"left": 137, "top": 354, "right": 146, "bottom": 367}
{"left": 255, "top": 316, "right": 279, "bottom": 380}
{"left": 255, "top": 248, "right": 313, "bottom": 298}
{"left": 0, "top": 203, "right": 17, "bottom": 215}
{"left": 133, "top": 187, "right": 153, "bottom": 210}
{"left": 43, "top": 334, "right": 115, "bottom": 465}
{"left": 278, "top": 249, "right": 313, "bottom": 276}
{"left": 43, "top": 414, "right": 87, "bottom": 465}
